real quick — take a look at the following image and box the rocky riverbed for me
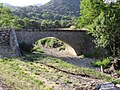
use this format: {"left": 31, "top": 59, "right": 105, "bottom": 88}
{"left": 40, "top": 47, "right": 96, "bottom": 69}
{"left": 0, "top": 47, "right": 120, "bottom": 90}
{"left": 0, "top": 78, "right": 12, "bottom": 90}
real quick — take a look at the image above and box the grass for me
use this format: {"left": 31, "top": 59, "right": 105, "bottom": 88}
{"left": 0, "top": 58, "right": 52, "bottom": 90}
{"left": 0, "top": 53, "right": 120, "bottom": 90}
{"left": 92, "top": 57, "right": 112, "bottom": 68}
{"left": 25, "top": 54, "right": 120, "bottom": 83}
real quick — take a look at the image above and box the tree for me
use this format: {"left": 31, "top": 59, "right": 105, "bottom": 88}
{"left": 76, "top": 0, "right": 120, "bottom": 56}
{"left": 0, "top": 3, "right": 22, "bottom": 29}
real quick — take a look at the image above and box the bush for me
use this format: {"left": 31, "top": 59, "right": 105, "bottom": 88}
{"left": 92, "top": 57, "right": 112, "bottom": 68}
{"left": 116, "top": 70, "right": 120, "bottom": 75}
{"left": 59, "top": 45, "right": 66, "bottom": 51}
{"left": 32, "top": 46, "right": 44, "bottom": 53}
{"left": 37, "top": 38, "right": 64, "bottom": 48}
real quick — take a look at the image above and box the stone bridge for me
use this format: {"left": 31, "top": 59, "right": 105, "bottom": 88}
{"left": 0, "top": 29, "right": 97, "bottom": 56}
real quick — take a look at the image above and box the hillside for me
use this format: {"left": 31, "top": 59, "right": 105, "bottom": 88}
{"left": 40, "top": 0, "right": 80, "bottom": 17}
{"left": 12, "top": 0, "right": 80, "bottom": 20}
{"left": 3, "top": 3, "right": 42, "bottom": 7}
{"left": 0, "top": 0, "right": 80, "bottom": 29}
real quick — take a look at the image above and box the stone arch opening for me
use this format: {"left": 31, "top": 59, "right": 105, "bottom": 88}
{"left": 32, "top": 37, "right": 77, "bottom": 56}
{"left": 16, "top": 30, "right": 94, "bottom": 56}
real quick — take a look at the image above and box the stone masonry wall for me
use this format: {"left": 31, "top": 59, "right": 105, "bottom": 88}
{"left": 0, "top": 30, "right": 10, "bottom": 45}
{"left": 0, "top": 29, "right": 21, "bottom": 57}
{"left": 10, "top": 30, "right": 21, "bottom": 56}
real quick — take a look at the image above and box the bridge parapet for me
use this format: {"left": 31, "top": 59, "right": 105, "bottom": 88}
{"left": 0, "top": 28, "right": 87, "bottom": 32}
{"left": 15, "top": 29, "right": 87, "bottom": 32}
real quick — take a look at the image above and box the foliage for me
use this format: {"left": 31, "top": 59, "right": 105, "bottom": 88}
{"left": 116, "top": 70, "right": 120, "bottom": 75}
{"left": 32, "top": 46, "right": 44, "bottom": 53}
{"left": 0, "top": 58, "right": 50, "bottom": 90}
{"left": 12, "top": 0, "right": 80, "bottom": 20}
{"left": 59, "top": 45, "right": 66, "bottom": 51}
{"left": 1, "top": 0, "right": 81, "bottom": 29}
{"left": 76, "top": 0, "right": 120, "bottom": 56}
{"left": 37, "top": 37, "right": 64, "bottom": 48}
{"left": 92, "top": 57, "right": 112, "bottom": 68}
{"left": 9, "top": 0, "right": 80, "bottom": 29}
{"left": 33, "top": 37, "right": 66, "bottom": 53}
{"left": 0, "top": 3, "right": 22, "bottom": 29}
{"left": 40, "top": 0, "right": 80, "bottom": 17}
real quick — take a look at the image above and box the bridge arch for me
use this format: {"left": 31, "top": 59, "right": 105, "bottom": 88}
{"left": 15, "top": 30, "right": 95, "bottom": 56}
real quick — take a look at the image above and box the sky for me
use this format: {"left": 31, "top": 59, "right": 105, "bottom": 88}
{"left": 104, "top": 0, "right": 117, "bottom": 3}
{"left": 0, "top": 0, "right": 51, "bottom": 6}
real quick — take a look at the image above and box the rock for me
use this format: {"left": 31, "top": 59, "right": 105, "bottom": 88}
{"left": 74, "top": 84, "right": 94, "bottom": 90}
{"left": 75, "top": 87, "right": 90, "bottom": 90}
{"left": 116, "top": 84, "right": 120, "bottom": 88}
{"left": 111, "top": 59, "right": 120, "bottom": 70}
{"left": 94, "top": 82, "right": 118, "bottom": 90}
{"left": 75, "top": 87, "right": 83, "bottom": 90}
{"left": 112, "top": 73, "right": 119, "bottom": 78}
{"left": 104, "top": 59, "right": 120, "bottom": 76}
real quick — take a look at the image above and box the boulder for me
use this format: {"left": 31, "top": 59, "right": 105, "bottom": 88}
{"left": 94, "top": 82, "right": 118, "bottom": 90}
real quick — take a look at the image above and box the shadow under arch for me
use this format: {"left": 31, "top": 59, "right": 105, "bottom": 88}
{"left": 33, "top": 37, "right": 78, "bottom": 56}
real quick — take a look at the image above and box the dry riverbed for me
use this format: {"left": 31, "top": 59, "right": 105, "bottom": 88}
{"left": 0, "top": 78, "right": 12, "bottom": 90}
{"left": 0, "top": 48, "right": 119, "bottom": 90}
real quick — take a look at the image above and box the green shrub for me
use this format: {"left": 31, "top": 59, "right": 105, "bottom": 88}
{"left": 116, "top": 70, "right": 120, "bottom": 75}
{"left": 93, "top": 60, "right": 102, "bottom": 67}
{"left": 59, "top": 45, "right": 66, "bottom": 51}
{"left": 102, "top": 59, "right": 111, "bottom": 68}
{"left": 92, "top": 57, "right": 112, "bottom": 68}
{"left": 36, "top": 38, "right": 64, "bottom": 48}
{"left": 32, "top": 46, "right": 44, "bottom": 53}
{"left": 36, "top": 49, "right": 44, "bottom": 53}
